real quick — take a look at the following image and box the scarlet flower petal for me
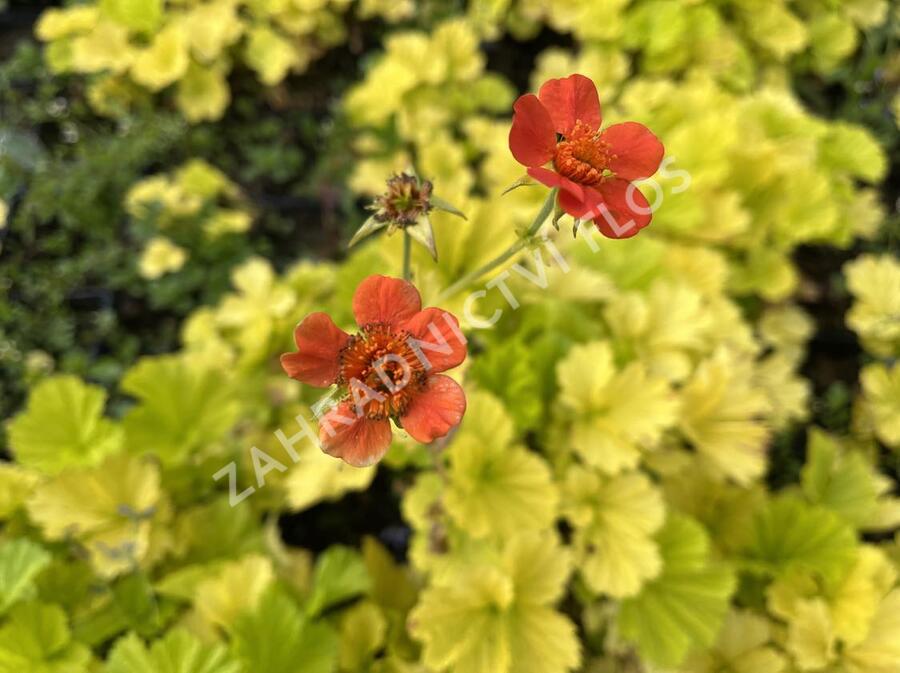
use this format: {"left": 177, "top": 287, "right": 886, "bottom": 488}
{"left": 401, "top": 375, "right": 466, "bottom": 444}
{"left": 400, "top": 308, "right": 468, "bottom": 374}
{"left": 557, "top": 184, "right": 592, "bottom": 218}
{"left": 588, "top": 180, "right": 653, "bottom": 239}
{"left": 280, "top": 312, "right": 350, "bottom": 387}
{"left": 352, "top": 275, "right": 422, "bottom": 329}
{"left": 319, "top": 401, "right": 393, "bottom": 467}
{"left": 537, "top": 74, "right": 602, "bottom": 136}
{"left": 526, "top": 166, "right": 585, "bottom": 204}
{"left": 508, "top": 94, "right": 557, "bottom": 168}
{"left": 600, "top": 122, "right": 665, "bottom": 181}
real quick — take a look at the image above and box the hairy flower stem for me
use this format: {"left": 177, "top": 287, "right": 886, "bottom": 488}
{"left": 437, "top": 188, "right": 557, "bottom": 301}
{"left": 402, "top": 230, "right": 412, "bottom": 281}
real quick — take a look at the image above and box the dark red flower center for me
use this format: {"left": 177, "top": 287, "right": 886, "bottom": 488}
{"left": 553, "top": 120, "right": 613, "bottom": 186}
{"left": 338, "top": 323, "right": 427, "bottom": 420}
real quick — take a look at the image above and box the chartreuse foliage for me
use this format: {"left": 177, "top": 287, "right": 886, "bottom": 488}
{"left": 33, "top": 0, "right": 408, "bottom": 122}
{"left": 680, "top": 609, "right": 787, "bottom": 672}
{"left": 618, "top": 515, "right": 736, "bottom": 668}
{"left": 410, "top": 532, "right": 580, "bottom": 673}
{"left": 860, "top": 363, "right": 900, "bottom": 450}
{"left": 845, "top": 254, "right": 900, "bottom": 359}
{"left": 26, "top": 453, "right": 166, "bottom": 578}
{"left": 0, "top": 601, "right": 91, "bottom": 672}
{"left": 232, "top": 587, "right": 338, "bottom": 673}
{"left": 11, "top": 211, "right": 890, "bottom": 668}
{"left": 105, "top": 629, "right": 241, "bottom": 673}
{"left": 126, "top": 160, "right": 253, "bottom": 281}
{"left": 121, "top": 354, "right": 240, "bottom": 465}
{"left": 562, "top": 466, "right": 665, "bottom": 598}
{"left": 556, "top": 341, "right": 678, "bottom": 474}
{"left": 442, "top": 391, "right": 558, "bottom": 540}
{"left": 845, "top": 253, "right": 900, "bottom": 454}
{"left": 346, "top": 6, "right": 890, "bottom": 294}
{"left": 469, "top": 0, "right": 889, "bottom": 85}
{"left": 801, "top": 429, "right": 900, "bottom": 530}
{"left": 7, "top": 375, "right": 123, "bottom": 474}
{"left": 743, "top": 494, "right": 859, "bottom": 585}
{"left": 7, "top": 1, "right": 899, "bottom": 672}
{"left": 0, "top": 540, "right": 51, "bottom": 616}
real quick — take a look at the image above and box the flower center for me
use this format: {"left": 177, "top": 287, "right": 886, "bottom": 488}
{"left": 338, "top": 322, "right": 428, "bottom": 419}
{"left": 553, "top": 120, "right": 611, "bottom": 186}
{"left": 373, "top": 173, "right": 433, "bottom": 226}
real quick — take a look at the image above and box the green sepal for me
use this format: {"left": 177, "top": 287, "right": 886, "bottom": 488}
{"left": 348, "top": 214, "right": 389, "bottom": 248}
{"left": 429, "top": 194, "right": 467, "bottom": 220}
{"left": 572, "top": 218, "right": 584, "bottom": 238}
{"left": 406, "top": 214, "right": 437, "bottom": 261}
{"left": 551, "top": 199, "right": 566, "bottom": 231}
{"left": 501, "top": 174, "right": 535, "bottom": 195}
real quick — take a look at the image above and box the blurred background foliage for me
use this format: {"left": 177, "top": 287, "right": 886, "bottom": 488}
{"left": 1, "top": 0, "right": 899, "bottom": 672}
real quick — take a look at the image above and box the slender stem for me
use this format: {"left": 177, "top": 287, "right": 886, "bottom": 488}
{"left": 402, "top": 230, "right": 412, "bottom": 281}
{"left": 437, "top": 188, "right": 556, "bottom": 301}
{"left": 440, "top": 240, "right": 527, "bottom": 300}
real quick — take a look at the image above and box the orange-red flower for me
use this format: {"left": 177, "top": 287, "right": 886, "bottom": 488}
{"left": 508, "top": 73, "right": 664, "bottom": 238}
{"left": 281, "top": 275, "right": 467, "bottom": 467}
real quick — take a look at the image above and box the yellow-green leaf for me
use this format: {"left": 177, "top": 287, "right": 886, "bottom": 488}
{"left": 618, "top": 515, "right": 736, "bottom": 668}
{"left": 8, "top": 375, "right": 123, "bottom": 475}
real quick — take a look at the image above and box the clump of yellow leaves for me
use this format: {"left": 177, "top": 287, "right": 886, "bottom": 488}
{"left": 845, "top": 253, "right": 900, "bottom": 453}
{"left": 469, "top": 0, "right": 887, "bottom": 87}
{"left": 845, "top": 254, "right": 900, "bottom": 359}
{"left": 36, "top": 0, "right": 354, "bottom": 121}
{"left": 139, "top": 236, "right": 188, "bottom": 279}
{"left": 410, "top": 532, "right": 580, "bottom": 673}
{"left": 128, "top": 159, "right": 252, "bottom": 280}
{"left": 26, "top": 454, "right": 170, "bottom": 578}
